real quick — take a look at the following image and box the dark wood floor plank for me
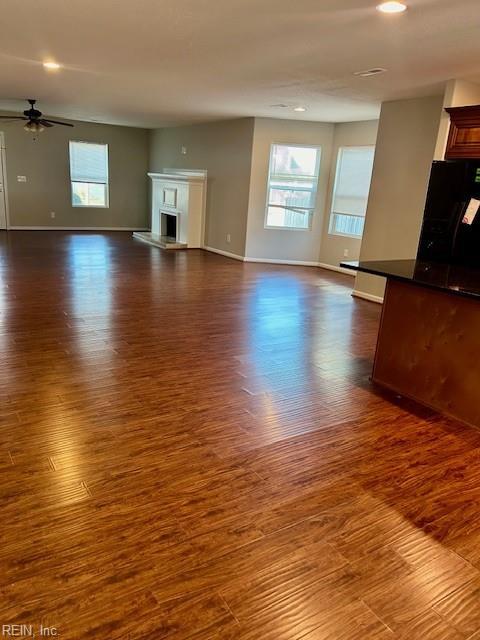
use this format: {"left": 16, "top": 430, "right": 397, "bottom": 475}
{"left": 1, "top": 231, "right": 480, "bottom": 639}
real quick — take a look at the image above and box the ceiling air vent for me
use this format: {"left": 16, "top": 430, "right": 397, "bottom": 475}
{"left": 353, "top": 68, "right": 387, "bottom": 77}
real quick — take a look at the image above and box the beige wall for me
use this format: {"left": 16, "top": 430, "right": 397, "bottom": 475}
{"left": 245, "top": 118, "right": 335, "bottom": 263}
{"left": 149, "top": 118, "right": 255, "bottom": 257}
{"left": 354, "top": 95, "right": 444, "bottom": 300}
{"left": 1, "top": 114, "right": 149, "bottom": 229}
{"left": 149, "top": 116, "right": 379, "bottom": 263}
{"left": 319, "top": 120, "right": 378, "bottom": 268}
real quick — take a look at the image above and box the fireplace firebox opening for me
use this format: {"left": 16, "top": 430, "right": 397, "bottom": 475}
{"left": 161, "top": 213, "right": 177, "bottom": 241}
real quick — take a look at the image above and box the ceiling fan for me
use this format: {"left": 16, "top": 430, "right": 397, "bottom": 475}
{"left": 0, "top": 99, "right": 74, "bottom": 133}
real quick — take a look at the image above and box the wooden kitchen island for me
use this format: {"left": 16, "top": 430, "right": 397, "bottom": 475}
{"left": 343, "top": 259, "right": 480, "bottom": 428}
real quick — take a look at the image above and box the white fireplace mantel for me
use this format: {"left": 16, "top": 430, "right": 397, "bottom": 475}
{"left": 134, "top": 169, "right": 207, "bottom": 250}
{"left": 148, "top": 170, "right": 207, "bottom": 184}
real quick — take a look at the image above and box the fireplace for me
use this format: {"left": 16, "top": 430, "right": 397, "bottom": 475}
{"left": 161, "top": 212, "right": 177, "bottom": 241}
{"left": 133, "top": 171, "right": 207, "bottom": 250}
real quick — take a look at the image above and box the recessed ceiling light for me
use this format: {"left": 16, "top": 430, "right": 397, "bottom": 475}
{"left": 43, "top": 61, "right": 61, "bottom": 70}
{"left": 353, "top": 67, "right": 387, "bottom": 77}
{"left": 376, "top": 1, "right": 407, "bottom": 13}
{"left": 293, "top": 106, "right": 307, "bottom": 112}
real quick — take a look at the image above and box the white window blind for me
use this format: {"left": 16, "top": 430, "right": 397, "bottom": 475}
{"left": 329, "top": 146, "right": 375, "bottom": 238}
{"left": 265, "top": 144, "right": 321, "bottom": 230}
{"left": 69, "top": 141, "right": 109, "bottom": 207}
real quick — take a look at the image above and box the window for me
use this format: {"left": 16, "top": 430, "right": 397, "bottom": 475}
{"left": 265, "top": 144, "right": 321, "bottom": 230}
{"left": 69, "top": 141, "right": 109, "bottom": 207}
{"left": 329, "top": 146, "right": 375, "bottom": 238}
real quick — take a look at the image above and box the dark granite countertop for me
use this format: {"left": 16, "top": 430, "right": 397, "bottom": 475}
{"left": 340, "top": 259, "right": 480, "bottom": 300}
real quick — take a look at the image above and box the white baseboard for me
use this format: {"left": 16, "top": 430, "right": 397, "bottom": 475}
{"left": 7, "top": 226, "right": 148, "bottom": 231}
{"left": 244, "top": 256, "right": 319, "bottom": 267}
{"left": 352, "top": 289, "right": 384, "bottom": 304}
{"left": 317, "top": 262, "right": 356, "bottom": 277}
{"left": 203, "top": 246, "right": 246, "bottom": 261}
{"left": 203, "top": 248, "right": 359, "bottom": 275}
{"left": 245, "top": 258, "right": 356, "bottom": 273}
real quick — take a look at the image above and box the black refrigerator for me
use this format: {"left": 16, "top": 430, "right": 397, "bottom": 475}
{"left": 417, "top": 160, "right": 480, "bottom": 266}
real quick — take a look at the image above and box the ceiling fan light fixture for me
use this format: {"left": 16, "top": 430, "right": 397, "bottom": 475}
{"left": 0, "top": 99, "right": 74, "bottom": 132}
{"left": 24, "top": 121, "right": 44, "bottom": 133}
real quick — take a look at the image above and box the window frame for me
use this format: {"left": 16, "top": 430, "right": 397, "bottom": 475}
{"left": 328, "top": 145, "right": 375, "bottom": 239}
{"left": 264, "top": 142, "right": 321, "bottom": 232}
{"left": 69, "top": 140, "right": 110, "bottom": 209}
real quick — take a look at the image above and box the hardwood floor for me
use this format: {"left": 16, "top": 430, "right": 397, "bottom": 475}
{"left": 1, "top": 230, "right": 480, "bottom": 639}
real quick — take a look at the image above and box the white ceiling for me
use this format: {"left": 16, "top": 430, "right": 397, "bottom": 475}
{"left": 0, "top": 0, "right": 479, "bottom": 128}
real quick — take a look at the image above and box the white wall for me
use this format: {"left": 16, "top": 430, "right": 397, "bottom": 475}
{"left": 319, "top": 120, "right": 378, "bottom": 268}
{"left": 245, "top": 118, "right": 335, "bottom": 263}
{"left": 354, "top": 95, "right": 444, "bottom": 301}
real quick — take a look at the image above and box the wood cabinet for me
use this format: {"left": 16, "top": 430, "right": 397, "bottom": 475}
{"left": 373, "top": 278, "right": 480, "bottom": 428}
{"left": 445, "top": 105, "right": 480, "bottom": 159}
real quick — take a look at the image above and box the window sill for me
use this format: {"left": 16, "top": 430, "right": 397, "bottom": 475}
{"left": 264, "top": 225, "right": 311, "bottom": 232}
{"left": 72, "top": 205, "right": 109, "bottom": 209}
{"left": 328, "top": 230, "right": 363, "bottom": 240}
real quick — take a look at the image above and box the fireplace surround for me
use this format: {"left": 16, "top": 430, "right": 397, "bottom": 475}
{"left": 133, "top": 170, "right": 207, "bottom": 250}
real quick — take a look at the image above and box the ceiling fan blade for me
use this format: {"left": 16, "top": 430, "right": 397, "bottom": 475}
{"left": 42, "top": 119, "right": 74, "bottom": 127}
{"left": 38, "top": 120, "right": 54, "bottom": 128}
{"left": 0, "top": 115, "right": 27, "bottom": 120}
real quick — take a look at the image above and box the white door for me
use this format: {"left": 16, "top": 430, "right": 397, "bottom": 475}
{"left": 0, "top": 134, "right": 7, "bottom": 229}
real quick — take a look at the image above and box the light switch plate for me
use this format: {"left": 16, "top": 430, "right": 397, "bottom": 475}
{"left": 17, "top": 175, "right": 27, "bottom": 182}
